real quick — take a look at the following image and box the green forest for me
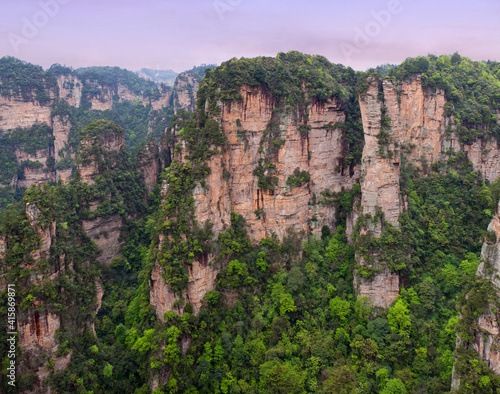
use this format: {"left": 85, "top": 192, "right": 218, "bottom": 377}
{"left": 0, "top": 57, "right": 179, "bottom": 213}
{"left": 1, "top": 52, "right": 500, "bottom": 393}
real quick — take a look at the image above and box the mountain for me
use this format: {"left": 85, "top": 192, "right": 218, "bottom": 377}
{"left": 137, "top": 68, "right": 179, "bottom": 86}
{"left": 0, "top": 58, "right": 206, "bottom": 214}
{"left": 1, "top": 52, "right": 500, "bottom": 393}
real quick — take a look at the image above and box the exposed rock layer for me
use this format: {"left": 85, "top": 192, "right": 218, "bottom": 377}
{"left": 173, "top": 71, "right": 200, "bottom": 113}
{"left": 152, "top": 76, "right": 500, "bottom": 317}
{"left": 0, "top": 73, "right": 173, "bottom": 189}
{"left": 468, "top": 203, "right": 500, "bottom": 374}
{"left": 355, "top": 78, "right": 500, "bottom": 307}
{"left": 190, "top": 86, "right": 358, "bottom": 241}
{"left": 151, "top": 85, "right": 360, "bottom": 318}
{"left": 150, "top": 258, "right": 219, "bottom": 318}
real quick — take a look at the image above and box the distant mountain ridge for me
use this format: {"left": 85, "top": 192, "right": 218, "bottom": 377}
{"left": 137, "top": 68, "right": 179, "bottom": 86}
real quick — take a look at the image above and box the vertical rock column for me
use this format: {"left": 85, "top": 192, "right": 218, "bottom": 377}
{"left": 456, "top": 202, "right": 500, "bottom": 384}
{"left": 354, "top": 79, "right": 402, "bottom": 308}
{"left": 77, "top": 121, "right": 125, "bottom": 264}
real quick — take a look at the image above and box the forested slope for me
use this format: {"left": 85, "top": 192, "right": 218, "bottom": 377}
{"left": 1, "top": 52, "right": 500, "bottom": 393}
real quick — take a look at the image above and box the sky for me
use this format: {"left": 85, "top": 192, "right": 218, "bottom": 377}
{"left": 0, "top": 0, "right": 499, "bottom": 73}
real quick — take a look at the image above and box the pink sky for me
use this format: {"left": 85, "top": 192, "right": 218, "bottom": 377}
{"left": 0, "top": 0, "right": 498, "bottom": 72}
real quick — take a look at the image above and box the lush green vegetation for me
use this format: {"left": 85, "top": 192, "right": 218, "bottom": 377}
{"left": 0, "top": 124, "right": 54, "bottom": 184}
{"left": 0, "top": 57, "right": 57, "bottom": 104}
{"left": 199, "top": 52, "right": 355, "bottom": 105}
{"left": 0, "top": 186, "right": 25, "bottom": 213}
{"left": 387, "top": 53, "right": 500, "bottom": 145}
{"left": 50, "top": 153, "right": 494, "bottom": 393}
{"left": 51, "top": 96, "right": 167, "bottom": 161}
{"left": 0, "top": 120, "right": 150, "bottom": 392}
{"left": 286, "top": 168, "right": 311, "bottom": 187}
{"left": 136, "top": 154, "right": 493, "bottom": 393}
{"left": 76, "top": 66, "right": 165, "bottom": 99}
{"left": 2, "top": 53, "right": 500, "bottom": 393}
{"left": 197, "top": 52, "right": 365, "bottom": 170}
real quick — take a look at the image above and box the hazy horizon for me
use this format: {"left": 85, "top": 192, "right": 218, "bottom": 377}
{"left": 1, "top": 0, "right": 499, "bottom": 73}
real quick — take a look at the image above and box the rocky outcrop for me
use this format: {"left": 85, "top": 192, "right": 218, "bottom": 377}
{"left": 137, "top": 141, "right": 161, "bottom": 194}
{"left": 52, "top": 115, "right": 71, "bottom": 161}
{"left": 90, "top": 281, "right": 104, "bottom": 334}
{"left": 25, "top": 201, "right": 56, "bottom": 261}
{"left": 85, "top": 83, "right": 114, "bottom": 111}
{"left": 457, "top": 134, "right": 500, "bottom": 182}
{"left": 57, "top": 74, "right": 83, "bottom": 107}
{"left": 353, "top": 80, "right": 402, "bottom": 307}
{"left": 0, "top": 236, "right": 5, "bottom": 260}
{"left": 0, "top": 95, "right": 53, "bottom": 130}
{"left": 77, "top": 122, "right": 125, "bottom": 185}
{"left": 19, "top": 309, "right": 60, "bottom": 352}
{"left": 173, "top": 71, "right": 200, "bottom": 113}
{"left": 358, "top": 80, "right": 402, "bottom": 230}
{"left": 188, "top": 86, "right": 359, "bottom": 241}
{"left": 52, "top": 115, "right": 74, "bottom": 183}
{"left": 0, "top": 66, "right": 174, "bottom": 192}
{"left": 77, "top": 122, "right": 125, "bottom": 263}
{"left": 15, "top": 147, "right": 56, "bottom": 188}
{"left": 353, "top": 77, "right": 500, "bottom": 308}
{"left": 82, "top": 214, "right": 123, "bottom": 264}
{"left": 150, "top": 85, "right": 361, "bottom": 319}
{"left": 465, "top": 203, "right": 500, "bottom": 374}
{"left": 383, "top": 77, "right": 448, "bottom": 166}
{"left": 354, "top": 265, "right": 400, "bottom": 309}
{"left": 150, "top": 257, "right": 219, "bottom": 319}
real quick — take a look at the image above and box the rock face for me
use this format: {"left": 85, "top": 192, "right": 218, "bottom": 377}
{"left": 25, "top": 201, "right": 56, "bottom": 261}
{"left": 52, "top": 115, "right": 71, "bottom": 161}
{"left": 77, "top": 123, "right": 125, "bottom": 264}
{"left": 467, "top": 203, "right": 500, "bottom": 374}
{"left": 77, "top": 122, "right": 125, "bottom": 185}
{"left": 358, "top": 80, "right": 402, "bottom": 229}
{"left": 19, "top": 309, "right": 60, "bottom": 352}
{"left": 189, "top": 86, "right": 359, "bottom": 241}
{"left": 82, "top": 214, "right": 123, "bottom": 264}
{"left": 354, "top": 79, "right": 402, "bottom": 308}
{"left": 383, "top": 77, "right": 448, "bottom": 166}
{"left": 354, "top": 265, "right": 400, "bottom": 309}
{"left": 150, "top": 258, "right": 219, "bottom": 318}
{"left": 0, "top": 94, "right": 53, "bottom": 130}
{"left": 57, "top": 74, "right": 83, "bottom": 107}
{"left": 0, "top": 68, "right": 174, "bottom": 191}
{"left": 15, "top": 148, "right": 56, "bottom": 189}
{"left": 137, "top": 141, "right": 162, "bottom": 194}
{"left": 52, "top": 115, "right": 74, "bottom": 183}
{"left": 173, "top": 71, "right": 200, "bottom": 113}
{"left": 150, "top": 85, "right": 360, "bottom": 319}
{"left": 0, "top": 236, "right": 5, "bottom": 259}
